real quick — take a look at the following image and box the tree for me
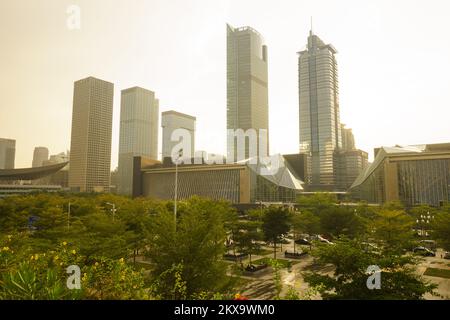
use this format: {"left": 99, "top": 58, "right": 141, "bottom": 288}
{"left": 303, "top": 239, "right": 436, "bottom": 300}
{"left": 233, "top": 220, "right": 263, "bottom": 265}
{"left": 291, "top": 210, "right": 320, "bottom": 252}
{"left": 146, "top": 197, "right": 233, "bottom": 299}
{"left": 432, "top": 212, "right": 450, "bottom": 251}
{"left": 319, "top": 206, "right": 366, "bottom": 239}
{"left": 262, "top": 207, "right": 291, "bottom": 259}
{"left": 371, "top": 209, "right": 415, "bottom": 252}
{"left": 297, "top": 193, "right": 337, "bottom": 215}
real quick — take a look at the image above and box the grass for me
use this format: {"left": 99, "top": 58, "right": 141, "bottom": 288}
{"left": 251, "top": 257, "right": 300, "bottom": 268}
{"left": 254, "top": 248, "right": 273, "bottom": 256}
{"left": 424, "top": 268, "right": 450, "bottom": 279}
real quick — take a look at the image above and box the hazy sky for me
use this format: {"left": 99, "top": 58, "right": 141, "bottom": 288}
{"left": 1, "top": 0, "right": 450, "bottom": 169}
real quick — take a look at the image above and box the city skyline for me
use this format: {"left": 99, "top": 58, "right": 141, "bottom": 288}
{"left": 2, "top": 0, "right": 450, "bottom": 169}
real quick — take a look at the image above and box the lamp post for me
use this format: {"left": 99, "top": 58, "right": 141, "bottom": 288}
{"left": 106, "top": 202, "right": 117, "bottom": 222}
{"left": 417, "top": 211, "right": 433, "bottom": 237}
{"left": 174, "top": 149, "right": 183, "bottom": 231}
{"left": 67, "top": 202, "right": 71, "bottom": 231}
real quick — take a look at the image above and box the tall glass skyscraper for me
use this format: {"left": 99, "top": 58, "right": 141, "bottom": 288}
{"left": 298, "top": 30, "right": 341, "bottom": 190}
{"left": 118, "top": 87, "right": 159, "bottom": 195}
{"left": 227, "top": 24, "right": 269, "bottom": 162}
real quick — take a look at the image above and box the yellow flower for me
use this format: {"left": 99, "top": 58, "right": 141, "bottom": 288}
{"left": 94, "top": 262, "right": 99, "bottom": 267}
{"left": 34, "top": 254, "right": 39, "bottom": 260}
{"left": 119, "top": 258, "right": 124, "bottom": 264}
{"left": 2, "top": 246, "right": 9, "bottom": 252}
{"left": 234, "top": 293, "right": 241, "bottom": 299}
{"left": 71, "top": 250, "right": 76, "bottom": 255}
{"left": 54, "top": 255, "right": 59, "bottom": 261}
{"left": 62, "top": 241, "right": 67, "bottom": 246}
{"left": 59, "top": 262, "right": 63, "bottom": 266}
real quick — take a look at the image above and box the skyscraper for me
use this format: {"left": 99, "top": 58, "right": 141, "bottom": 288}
{"left": 0, "top": 138, "right": 15, "bottom": 169}
{"left": 32, "top": 147, "right": 49, "bottom": 168}
{"left": 227, "top": 24, "right": 269, "bottom": 162}
{"left": 341, "top": 124, "right": 356, "bottom": 151}
{"left": 69, "top": 77, "right": 113, "bottom": 193}
{"left": 118, "top": 87, "right": 159, "bottom": 195}
{"left": 298, "top": 30, "right": 341, "bottom": 190}
{"left": 161, "top": 111, "right": 196, "bottom": 162}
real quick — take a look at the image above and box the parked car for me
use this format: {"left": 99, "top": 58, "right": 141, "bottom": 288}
{"left": 413, "top": 246, "right": 435, "bottom": 257}
{"left": 419, "top": 240, "right": 437, "bottom": 250}
{"left": 317, "top": 235, "right": 334, "bottom": 245}
{"left": 295, "top": 238, "right": 311, "bottom": 246}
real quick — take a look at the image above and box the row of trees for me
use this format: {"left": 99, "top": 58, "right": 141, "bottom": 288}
{"left": 0, "top": 194, "right": 239, "bottom": 299}
{"left": 0, "top": 192, "right": 449, "bottom": 299}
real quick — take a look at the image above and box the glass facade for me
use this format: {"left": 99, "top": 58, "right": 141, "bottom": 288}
{"left": 251, "top": 173, "right": 298, "bottom": 203}
{"left": 227, "top": 25, "right": 269, "bottom": 161}
{"left": 140, "top": 158, "right": 303, "bottom": 204}
{"left": 350, "top": 145, "right": 450, "bottom": 206}
{"left": 397, "top": 159, "right": 450, "bottom": 206}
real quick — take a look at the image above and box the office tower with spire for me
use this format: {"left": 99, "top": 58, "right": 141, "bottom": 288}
{"left": 32, "top": 147, "right": 49, "bottom": 168}
{"left": 298, "top": 29, "right": 341, "bottom": 190}
{"left": 118, "top": 87, "right": 159, "bottom": 195}
{"left": 227, "top": 24, "right": 269, "bottom": 162}
{"left": 69, "top": 77, "right": 114, "bottom": 193}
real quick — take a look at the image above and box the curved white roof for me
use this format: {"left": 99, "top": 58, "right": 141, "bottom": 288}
{"left": 237, "top": 155, "right": 304, "bottom": 190}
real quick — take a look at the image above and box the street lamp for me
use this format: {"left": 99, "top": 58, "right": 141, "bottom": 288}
{"left": 106, "top": 202, "right": 117, "bottom": 222}
{"left": 174, "top": 149, "right": 183, "bottom": 231}
{"left": 67, "top": 202, "right": 71, "bottom": 231}
{"left": 418, "top": 211, "right": 433, "bottom": 237}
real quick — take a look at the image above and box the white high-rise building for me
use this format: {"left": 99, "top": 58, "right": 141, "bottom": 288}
{"left": 161, "top": 111, "right": 196, "bottom": 162}
{"left": 118, "top": 87, "right": 159, "bottom": 195}
{"left": 32, "top": 147, "right": 49, "bottom": 168}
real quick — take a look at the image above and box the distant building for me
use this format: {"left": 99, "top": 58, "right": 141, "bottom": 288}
{"left": 0, "top": 138, "right": 16, "bottom": 169}
{"left": 335, "top": 149, "right": 368, "bottom": 191}
{"left": 227, "top": 24, "right": 269, "bottom": 162}
{"left": 132, "top": 155, "right": 303, "bottom": 203}
{"left": 41, "top": 151, "right": 70, "bottom": 187}
{"left": 350, "top": 143, "right": 450, "bottom": 206}
{"left": 69, "top": 77, "right": 114, "bottom": 193}
{"left": 32, "top": 147, "right": 49, "bottom": 168}
{"left": 161, "top": 111, "right": 196, "bottom": 162}
{"left": 341, "top": 124, "right": 355, "bottom": 151}
{"left": 298, "top": 30, "right": 341, "bottom": 190}
{"left": 118, "top": 87, "right": 159, "bottom": 195}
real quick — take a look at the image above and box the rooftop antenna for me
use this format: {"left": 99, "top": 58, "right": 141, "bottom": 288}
{"left": 310, "top": 16, "right": 313, "bottom": 36}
